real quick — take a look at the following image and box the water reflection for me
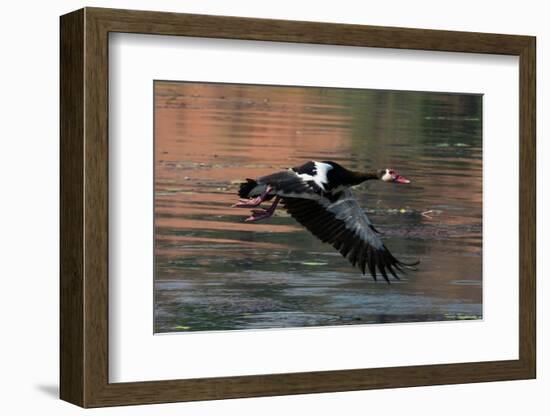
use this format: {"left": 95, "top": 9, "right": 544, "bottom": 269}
{"left": 154, "top": 81, "right": 482, "bottom": 333}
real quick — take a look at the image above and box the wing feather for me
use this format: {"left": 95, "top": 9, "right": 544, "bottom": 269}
{"left": 282, "top": 190, "right": 418, "bottom": 282}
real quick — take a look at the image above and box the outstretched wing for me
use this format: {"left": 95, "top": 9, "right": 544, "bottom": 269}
{"left": 282, "top": 190, "right": 417, "bottom": 282}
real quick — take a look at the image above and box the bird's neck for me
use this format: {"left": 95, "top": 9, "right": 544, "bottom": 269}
{"left": 349, "top": 170, "right": 380, "bottom": 185}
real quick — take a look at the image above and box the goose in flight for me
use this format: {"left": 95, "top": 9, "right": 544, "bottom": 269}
{"left": 233, "top": 161, "right": 418, "bottom": 282}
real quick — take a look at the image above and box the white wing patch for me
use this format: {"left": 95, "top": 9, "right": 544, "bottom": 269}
{"left": 295, "top": 161, "right": 333, "bottom": 191}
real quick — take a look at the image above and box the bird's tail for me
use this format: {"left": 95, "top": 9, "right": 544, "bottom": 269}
{"left": 238, "top": 179, "right": 258, "bottom": 198}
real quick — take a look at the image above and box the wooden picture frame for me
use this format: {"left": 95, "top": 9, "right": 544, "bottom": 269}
{"left": 60, "top": 7, "right": 536, "bottom": 408}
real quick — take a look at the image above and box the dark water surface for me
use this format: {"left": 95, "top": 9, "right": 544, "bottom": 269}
{"left": 154, "top": 81, "right": 482, "bottom": 333}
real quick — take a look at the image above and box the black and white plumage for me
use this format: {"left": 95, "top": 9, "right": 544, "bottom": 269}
{"left": 234, "top": 161, "right": 418, "bottom": 282}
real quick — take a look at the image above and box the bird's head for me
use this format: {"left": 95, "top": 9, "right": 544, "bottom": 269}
{"left": 378, "top": 168, "right": 411, "bottom": 184}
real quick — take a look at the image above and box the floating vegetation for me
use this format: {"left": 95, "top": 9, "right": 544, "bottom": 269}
{"left": 451, "top": 280, "right": 482, "bottom": 286}
{"left": 156, "top": 189, "right": 196, "bottom": 196}
{"left": 300, "top": 261, "right": 329, "bottom": 266}
{"left": 443, "top": 313, "right": 481, "bottom": 320}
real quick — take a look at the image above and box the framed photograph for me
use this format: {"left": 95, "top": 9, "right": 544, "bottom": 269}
{"left": 60, "top": 7, "right": 536, "bottom": 408}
